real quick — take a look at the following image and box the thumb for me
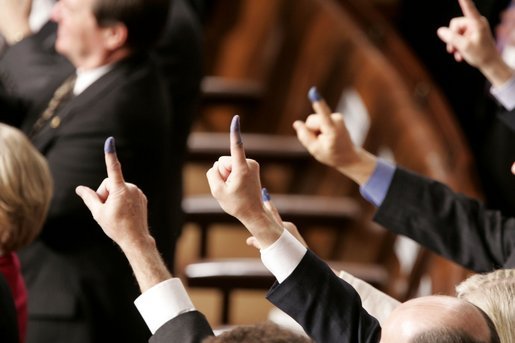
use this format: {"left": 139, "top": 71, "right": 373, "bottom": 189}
{"left": 76, "top": 185, "right": 102, "bottom": 215}
{"left": 437, "top": 27, "right": 466, "bottom": 52}
{"left": 246, "top": 236, "right": 262, "bottom": 250}
{"left": 293, "top": 120, "right": 317, "bottom": 151}
{"left": 512, "top": 162, "right": 515, "bottom": 175}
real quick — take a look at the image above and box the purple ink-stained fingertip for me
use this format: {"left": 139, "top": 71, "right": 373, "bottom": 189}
{"left": 261, "top": 188, "right": 271, "bottom": 202}
{"left": 308, "top": 86, "right": 323, "bottom": 103}
{"left": 231, "top": 114, "right": 240, "bottom": 132}
{"left": 104, "top": 136, "right": 116, "bottom": 154}
{"left": 230, "top": 115, "right": 243, "bottom": 145}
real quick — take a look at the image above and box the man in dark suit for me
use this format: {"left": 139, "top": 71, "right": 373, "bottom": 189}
{"left": 75, "top": 129, "right": 499, "bottom": 342}
{"left": 0, "top": 0, "right": 204, "bottom": 276}
{"left": 0, "top": 0, "right": 174, "bottom": 342}
{"left": 294, "top": 87, "right": 515, "bottom": 273}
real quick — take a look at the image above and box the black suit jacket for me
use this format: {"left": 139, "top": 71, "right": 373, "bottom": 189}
{"left": 1, "top": 40, "right": 173, "bottom": 343}
{"left": 374, "top": 168, "right": 515, "bottom": 272}
{"left": 477, "top": 106, "right": 515, "bottom": 217}
{"left": 150, "top": 311, "right": 214, "bottom": 343}
{"left": 0, "top": 272, "right": 19, "bottom": 343}
{"left": 267, "top": 250, "right": 381, "bottom": 343}
{"left": 150, "top": 252, "right": 380, "bottom": 343}
{"left": 152, "top": 0, "right": 204, "bottom": 272}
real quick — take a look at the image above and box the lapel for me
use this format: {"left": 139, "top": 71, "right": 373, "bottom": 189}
{"left": 29, "top": 56, "right": 143, "bottom": 153}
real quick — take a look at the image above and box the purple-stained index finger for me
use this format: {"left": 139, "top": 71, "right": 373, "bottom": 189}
{"left": 308, "top": 86, "right": 334, "bottom": 128}
{"left": 229, "top": 115, "right": 247, "bottom": 169}
{"left": 104, "top": 136, "right": 125, "bottom": 184}
{"left": 458, "top": 0, "right": 481, "bottom": 19}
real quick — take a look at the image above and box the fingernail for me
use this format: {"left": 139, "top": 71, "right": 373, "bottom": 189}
{"left": 104, "top": 136, "right": 116, "bottom": 154}
{"left": 230, "top": 115, "right": 243, "bottom": 146}
{"left": 308, "top": 86, "right": 323, "bottom": 103}
{"left": 261, "top": 188, "right": 271, "bottom": 202}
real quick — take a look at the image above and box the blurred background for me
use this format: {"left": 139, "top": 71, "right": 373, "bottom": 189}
{"left": 176, "top": 0, "right": 514, "bottom": 329}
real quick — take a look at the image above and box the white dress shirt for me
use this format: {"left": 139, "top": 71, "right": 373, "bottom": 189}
{"left": 74, "top": 64, "right": 113, "bottom": 95}
{"left": 133, "top": 229, "right": 307, "bottom": 334}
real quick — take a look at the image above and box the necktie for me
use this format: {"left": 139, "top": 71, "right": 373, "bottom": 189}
{"left": 30, "top": 74, "right": 76, "bottom": 136}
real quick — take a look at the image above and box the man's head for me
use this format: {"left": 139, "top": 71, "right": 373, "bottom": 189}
{"left": 202, "top": 321, "right": 312, "bottom": 343}
{"left": 51, "top": 0, "right": 169, "bottom": 68}
{"left": 380, "top": 295, "right": 499, "bottom": 343}
{"left": 457, "top": 269, "right": 515, "bottom": 343}
{"left": 0, "top": 124, "right": 53, "bottom": 253}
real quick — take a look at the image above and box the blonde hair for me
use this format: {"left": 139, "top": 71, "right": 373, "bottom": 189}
{"left": 0, "top": 124, "right": 53, "bottom": 252}
{"left": 456, "top": 269, "right": 515, "bottom": 343}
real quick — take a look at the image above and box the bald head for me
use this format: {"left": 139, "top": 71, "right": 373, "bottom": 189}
{"left": 380, "top": 295, "right": 497, "bottom": 343}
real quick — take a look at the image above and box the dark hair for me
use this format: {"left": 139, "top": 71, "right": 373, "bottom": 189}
{"left": 92, "top": 0, "right": 170, "bottom": 52}
{"left": 202, "top": 322, "right": 313, "bottom": 343}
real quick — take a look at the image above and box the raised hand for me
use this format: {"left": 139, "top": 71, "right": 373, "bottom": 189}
{"left": 75, "top": 137, "right": 150, "bottom": 251}
{"left": 0, "top": 0, "right": 32, "bottom": 44}
{"left": 436, "top": 0, "right": 512, "bottom": 87}
{"left": 207, "top": 115, "right": 284, "bottom": 248}
{"left": 293, "top": 87, "right": 376, "bottom": 185}
{"left": 76, "top": 137, "right": 170, "bottom": 292}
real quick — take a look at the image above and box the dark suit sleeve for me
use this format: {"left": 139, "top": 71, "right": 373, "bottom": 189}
{"left": 0, "top": 80, "right": 25, "bottom": 126}
{"left": 0, "top": 273, "right": 19, "bottom": 343}
{"left": 0, "top": 21, "right": 73, "bottom": 127}
{"left": 498, "top": 107, "right": 515, "bottom": 132}
{"left": 267, "top": 250, "right": 381, "bottom": 343}
{"left": 149, "top": 311, "right": 214, "bottom": 343}
{"left": 374, "top": 168, "right": 515, "bottom": 271}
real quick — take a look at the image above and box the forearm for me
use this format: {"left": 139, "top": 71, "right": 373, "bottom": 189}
{"left": 119, "top": 236, "right": 172, "bottom": 293}
{"left": 267, "top": 251, "right": 381, "bottom": 342}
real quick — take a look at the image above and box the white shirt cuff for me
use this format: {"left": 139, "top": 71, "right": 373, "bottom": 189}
{"left": 490, "top": 76, "right": 515, "bottom": 110}
{"left": 260, "top": 229, "right": 307, "bottom": 283}
{"left": 134, "top": 278, "right": 195, "bottom": 334}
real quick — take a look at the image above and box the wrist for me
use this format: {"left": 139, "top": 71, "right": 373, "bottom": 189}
{"left": 119, "top": 233, "right": 157, "bottom": 256}
{"left": 240, "top": 210, "right": 284, "bottom": 248}
{"left": 480, "top": 55, "right": 514, "bottom": 88}
{"left": 336, "top": 148, "right": 377, "bottom": 185}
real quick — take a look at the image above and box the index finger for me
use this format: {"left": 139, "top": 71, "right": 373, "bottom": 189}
{"left": 104, "top": 136, "right": 125, "bottom": 185}
{"left": 458, "top": 0, "right": 481, "bottom": 19}
{"left": 229, "top": 115, "right": 247, "bottom": 172}
{"left": 308, "top": 86, "right": 334, "bottom": 129}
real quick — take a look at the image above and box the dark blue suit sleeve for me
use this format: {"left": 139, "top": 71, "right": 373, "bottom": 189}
{"left": 374, "top": 168, "right": 515, "bottom": 271}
